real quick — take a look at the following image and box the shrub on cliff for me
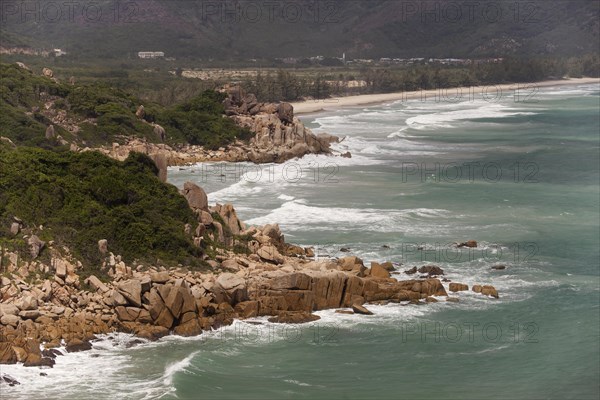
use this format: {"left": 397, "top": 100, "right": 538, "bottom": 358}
{"left": 0, "top": 145, "right": 200, "bottom": 267}
{"left": 158, "top": 90, "right": 253, "bottom": 149}
{"left": 0, "top": 63, "right": 70, "bottom": 145}
{"left": 67, "top": 85, "right": 155, "bottom": 144}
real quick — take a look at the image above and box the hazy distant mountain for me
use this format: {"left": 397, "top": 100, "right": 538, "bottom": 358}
{"left": 1, "top": 0, "right": 598, "bottom": 60}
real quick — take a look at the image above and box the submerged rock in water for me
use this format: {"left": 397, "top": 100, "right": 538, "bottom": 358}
{"left": 481, "top": 285, "right": 499, "bottom": 298}
{"left": 352, "top": 304, "right": 374, "bottom": 315}
{"left": 268, "top": 311, "right": 320, "bottom": 324}
{"left": 66, "top": 339, "right": 93, "bottom": 353}
{"left": 449, "top": 283, "right": 468, "bottom": 292}
{"left": 0, "top": 374, "right": 20, "bottom": 386}
{"left": 472, "top": 284, "right": 499, "bottom": 298}
{"left": 418, "top": 265, "right": 444, "bottom": 276}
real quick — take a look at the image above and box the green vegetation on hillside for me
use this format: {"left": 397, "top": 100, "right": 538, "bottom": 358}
{"left": 157, "top": 90, "right": 253, "bottom": 148}
{"left": 0, "top": 63, "right": 250, "bottom": 149}
{"left": 0, "top": 64, "right": 70, "bottom": 146}
{"left": 0, "top": 145, "right": 201, "bottom": 268}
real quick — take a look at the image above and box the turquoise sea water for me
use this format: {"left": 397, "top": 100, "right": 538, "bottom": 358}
{"left": 3, "top": 83, "right": 599, "bottom": 399}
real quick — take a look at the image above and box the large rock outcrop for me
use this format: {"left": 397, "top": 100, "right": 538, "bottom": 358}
{"left": 222, "top": 86, "right": 339, "bottom": 163}
{"left": 182, "top": 182, "right": 209, "bottom": 212}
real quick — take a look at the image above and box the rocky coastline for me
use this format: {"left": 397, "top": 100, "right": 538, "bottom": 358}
{"left": 1, "top": 69, "right": 494, "bottom": 381}
{"left": 85, "top": 86, "right": 342, "bottom": 181}
{"left": 1, "top": 69, "right": 496, "bottom": 384}
{"left": 0, "top": 182, "right": 499, "bottom": 380}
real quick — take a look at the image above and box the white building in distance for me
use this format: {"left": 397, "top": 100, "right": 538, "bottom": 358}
{"left": 138, "top": 52, "right": 165, "bottom": 59}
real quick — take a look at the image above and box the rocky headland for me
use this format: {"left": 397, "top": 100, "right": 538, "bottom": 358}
{"left": 0, "top": 182, "right": 498, "bottom": 375}
{"left": 79, "top": 85, "right": 341, "bottom": 179}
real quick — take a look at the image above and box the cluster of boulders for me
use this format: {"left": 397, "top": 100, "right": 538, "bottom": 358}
{"left": 179, "top": 182, "right": 249, "bottom": 248}
{"left": 0, "top": 239, "right": 500, "bottom": 368}
{"left": 404, "top": 264, "right": 445, "bottom": 278}
{"left": 0, "top": 249, "right": 111, "bottom": 367}
{"left": 0, "top": 245, "right": 463, "bottom": 367}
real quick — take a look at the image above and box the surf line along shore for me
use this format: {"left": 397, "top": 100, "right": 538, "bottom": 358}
{"left": 291, "top": 77, "right": 600, "bottom": 115}
{"left": 0, "top": 182, "right": 499, "bottom": 374}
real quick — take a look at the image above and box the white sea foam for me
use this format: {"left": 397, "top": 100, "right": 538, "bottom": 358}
{"left": 0, "top": 335, "right": 169, "bottom": 400}
{"left": 538, "top": 87, "right": 597, "bottom": 96}
{"left": 162, "top": 351, "right": 200, "bottom": 385}
{"left": 387, "top": 127, "right": 412, "bottom": 138}
{"left": 204, "top": 152, "right": 385, "bottom": 205}
{"left": 245, "top": 201, "right": 456, "bottom": 233}
{"left": 284, "top": 379, "right": 312, "bottom": 387}
{"left": 330, "top": 135, "right": 445, "bottom": 159}
{"left": 208, "top": 180, "right": 264, "bottom": 203}
{"left": 405, "top": 103, "right": 536, "bottom": 129}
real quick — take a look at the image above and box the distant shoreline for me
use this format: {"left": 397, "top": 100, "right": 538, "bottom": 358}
{"left": 291, "top": 77, "right": 600, "bottom": 115}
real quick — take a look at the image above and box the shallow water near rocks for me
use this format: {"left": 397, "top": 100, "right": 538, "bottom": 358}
{"left": 3, "top": 84, "right": 599, "bottom": 399}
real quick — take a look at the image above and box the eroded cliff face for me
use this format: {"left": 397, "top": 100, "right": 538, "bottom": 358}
{"left": 0, "top": 182, "right": 498, "bottom": 371}
{"left": 223, "top": 86, "right": 339, "bottom": 163}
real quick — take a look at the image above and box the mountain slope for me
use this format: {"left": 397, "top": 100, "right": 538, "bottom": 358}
{"left": 1, "top": 0, "right": 598, "bottom": 60}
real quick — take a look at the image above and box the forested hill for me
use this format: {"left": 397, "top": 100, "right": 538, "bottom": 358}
{"left": 1, "top": 0, "right": 598, "bottom": 61}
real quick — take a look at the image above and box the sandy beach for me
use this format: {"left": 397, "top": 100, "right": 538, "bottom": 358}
{"left": 291, "top": 77, "right": 600, "bottom": 115}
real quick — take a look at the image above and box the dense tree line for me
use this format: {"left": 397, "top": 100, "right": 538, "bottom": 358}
{"left": 241, "top": 54, "right": 599, "bottom": 102}
{"left": 243, "top": 70, "right": 332, "bottom": 102}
